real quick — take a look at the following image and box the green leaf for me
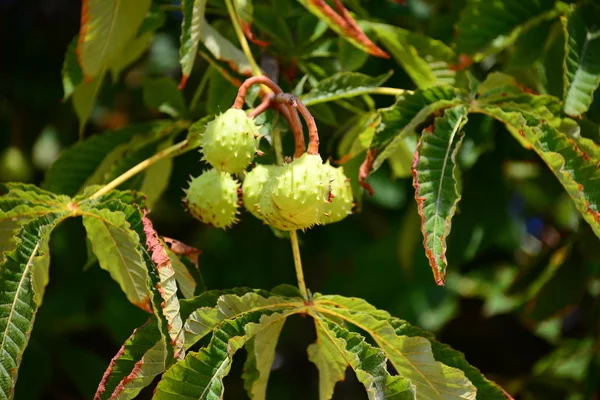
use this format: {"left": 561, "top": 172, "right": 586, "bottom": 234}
{"left": 386, "top": 319, "right": 510, "bottom": 399}
{"left": 455, "top": 0, "right": 563, "bottom": 61}
{"left": 109, "top": 32, "right": 154, "bottom": 82}
{"left": 62, "top": 35, "right": 84, "bottom": 100}
{"left": 562, "top": 3, "right": 600, "bottom": 117}
{"left": 0, "top": 213, "right": 67, "bottom": 399}
{"left": 179, "top": 0, "right": 208, "bottom": 87}
{"left": 413, "top": 106, "right": 469, "bottom": 285}
{"left": 307, "top": 318, "right": 347, "bottom": 400}
{"left": 140, "top": 214, "right": 185, "bottom": 361}
{"left": 242, "top": 319, "right": 286, "bottom": 400}
{"left": 77, "top": 0, "right": 152, "bottom": 78}
{"left": 181, "top": 288, "right": 274, "bottom": 348}
{"left": 109, "top": 6, "right": 166, "bottom": 82}
{"left": 296, "top": 0, "right": 388, "bottom": 58}
{"left": 153, "top": 293, "right": 304, "bottom": 399}
{"left": 368, "top": 85, "right": 465, "bottom": 172}
{"left": 80, "top": 202, "right": 151, "bottom": 312}
{"left": 43, "top": 122, "right": 163, "bottom": 195}
{"left": 166, "top": 246, "right": 197, "bottom": 299}
{"left": 73, "top": 71, "right": 106, "bottom": 135}
{"left": 0, "top": 184, "right": 72, "bottom": 260}
{"left": 95, "top": 318, "right": 165, "bottom": 400}
{"left": 336, "top": 112, "right": 381, "bottom": 162}
{"left": 369, "top": 22, "right": 456, "bottom": 88}
{"left": 301, "top": 71, "right": 393, "bottom": 106}
{"left": 471, "top": 105, "right": 600, "bottom": 239}
{"left": 313, "top": 295, "right": 478, "bottom": 400}
{"left": 310, "top": 316, "right": 416, "bottom": 399}
{"left": 388, "top": 136, "right": 418, "bottom": 179}
{"left": 143, "top": 77, "right": 187, "bottom": 118}
{"left": 201, "top": 21, "right": 253, "bottom": 77}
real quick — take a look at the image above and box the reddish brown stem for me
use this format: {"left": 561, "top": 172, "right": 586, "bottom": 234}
{"left": 248, "top": 93, "right": 274, "bottom": 118}
{"left": 274, "top": 93, "right": 319, "bottom": 155}
{"left": 358, "top": 150, "right": 376, "bottom": 196}
{"left": 276, "top": 103, "right": 306, "bottom": 158}
{"left": 232, "top": 76, "right": 284, "bottom": 109}
{"left": 296, "top": 100, "right": 320, "bottom": 155}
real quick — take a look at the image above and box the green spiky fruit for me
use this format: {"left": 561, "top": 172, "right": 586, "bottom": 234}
{"left": 259, "top": 153, "right": 332, "bottom": 231}
{"left": 184, "top": 169, "right": 240, "bottom": 229}
{"left": 242, "top": 164, "right": 276, "bottom": 220}
{"left": 200, "top": 108, "right": 260, "bottom": 173}
{"left": 320, "top": 163, "right": 353, "bottom": 224}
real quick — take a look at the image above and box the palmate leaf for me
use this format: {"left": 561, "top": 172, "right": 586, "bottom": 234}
{"left": 94, "top": 289, "right": 264, "bottom": 399}
{"left": 78, "top": 199, "right": 152, "bottom": 312}
{"left": 77, "top": 0, "right": 152, "bottom": 78}
{"left": 0, "top": 213, "right": 69, "bottom": 399}
{"left": 179, "top": 0, "right": 208, "bottom": 88}
{"left": 309, "top": 315, "right": 415, "bottom": 399}
{"left": 385, "top": 320, "right": 511, "bottom": 399}
{"left": 73, "top": 72, "right": 106, "bottom": 135}
{"left": 181, "top": 288, "right": 274, "bottom": 348}
{"left": 366, "top": 85, "right": 465, "bottom": 175}
{"left": 0, "top": 184, "right": 72, "bottom": 260}
{"left": 153, "top": 293, "right": 305, "bottom": 399}
{"left": 369, "top": 22, "right": 456, "bottom": 89}
{"left": 312, "top": 295, "right": 480, "bottom": 400}
{"left": 95, "top": 317, "right": 165, "bottom": 400}
{"left": 562, "top": 3, "right": 600, "bottom": 117}
{"left": 471, "top": 105, "right": 600, "bottom": 238}
{"left": 412, "top": 106, "right": 469, "bottom": 285}
{"left": 455, "top": 0, "right": 564, "bottom": 61}
{"left": 143, "top": 78, "right": 187, "bottom": 118}
{"left": 301, "top": 71, "right": 393, "bottom": 106}
{"left": 43, "top": 121, "right": 171, "bottom": 196}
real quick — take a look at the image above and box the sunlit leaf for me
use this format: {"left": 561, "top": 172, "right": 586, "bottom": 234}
{"left": 301, "top": 71, "right": 393, "bottom": 106}
{"left": 313, "top": 295, "right": 478, "bottom": 400}
{"left": 179, "top": 0, "right": 208, "bottom": 88}
{"left": 296, "top": 0, "right": 388, "bottom": 58}
{"left": 242, "top": 319, "right": 286, "bottom": 400}
{"left": 0, "top": 214, "right": 68, "bottom": 398}
{"left": 153, "top": 293, "right": 304, "bottom": 399}
{"left": 311, "top": 316, "right": 416, "bottom": 399}
{"left": 471, "top": 105, "right": 600, "bottom": 239}
{"left": 562, "top": 3, "right": 600, "bottom": 117}
{"left": 0, "top": 184, "right": 71, "bottom": 260}
{"left": 367, "top": 85, "right": 464, "bottom": 173}
{"left": 95, "top": 318, "right": 165, "bottom": 400}
{"left": 79, "top": 201, "right": 151, "bottom": 312}
{"left": 369, "top": 22, "right": 456, "bottom": 88}
{"left": 77, "top": 0, "right": 152, "bottom": 78}
{"left": 413, "top": 106, "right": 469, "bottom": 285}
{"left": 141, "top": 213, "right": 185, "bottom": 360}
{"left": 166, "top": 246, "right": 197, "bottom": 299}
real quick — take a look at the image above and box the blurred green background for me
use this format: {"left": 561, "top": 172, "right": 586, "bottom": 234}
{"left": 1, "top": 0, "right": 599, "bottom": 399}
